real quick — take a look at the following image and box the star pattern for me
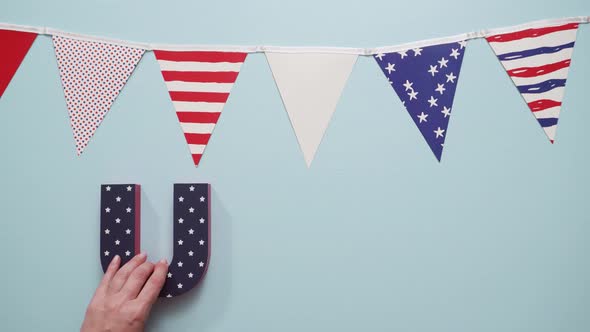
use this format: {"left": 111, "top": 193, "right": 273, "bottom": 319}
{"left": 161, "top": 183, "right": 210, "bottom": 298}
{"left": 100, "top": 184, "right": 139, "bottom": 270}
{"left": 385, "top": 63, "right": 396, "bottom": 74}
{"left": 100, "top": 183, "right": 211, "bottom": 299}
{"left": 417, "top": 112, "right": 428, "bottom": 123}
{"left": 374, "top": 41, "right": 467, "bottom": 160}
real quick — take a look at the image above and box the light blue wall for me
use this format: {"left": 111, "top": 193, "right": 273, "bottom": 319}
{"left": 1, "top": 1, "right": 589, "bottom": 331}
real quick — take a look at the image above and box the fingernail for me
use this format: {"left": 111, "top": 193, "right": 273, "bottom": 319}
{"left": 138, "top": 251, "right": 147, "bottom": 258}
{"left": 113, "top": 255, "right": 120, "bottom": 263}
{"left": 159, "top": 258, "right": 168, "bottom": 265}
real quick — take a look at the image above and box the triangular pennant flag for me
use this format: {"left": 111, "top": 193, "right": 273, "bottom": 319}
{"left": 0, "top": 29, "right": 37, "bottom": 97}
{"left": 374, "top": 41, "right": 466, "bottom": 161}
{"left": 266, "top": 52, "right": 357, "bottom": 167}
{"left": 486, "top": 22, "right": 579, "bottom": 143}
{"left": 52, "top": 36, "right": 145, "bottom": 155}
{"left": 154, "top": 50, "right": 248, "bottom": 166}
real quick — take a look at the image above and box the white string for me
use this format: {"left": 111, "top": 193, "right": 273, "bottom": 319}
{"left": 0, "top": 16, "right": 588, "bottom": 55}
{"left": 260, "top": 45, "right": 366, "bottom": 55}
{"left": 371, "top": 32, "right": 473, "bottom": 55}
{"left": 0, "top": 22, "right": 44, "bottom": 34}
{"left": 46, "top": 28, "right": 151, "bottom": 50}
{"left": 482, "top": 16, "right": 588, "bottom": 37}
{"left": 149, "top": 43, "right": 258, "bottom": 53}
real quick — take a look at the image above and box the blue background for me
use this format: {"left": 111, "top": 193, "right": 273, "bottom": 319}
{"left": 1, "top": 1, "right": 589, "bottom": 331}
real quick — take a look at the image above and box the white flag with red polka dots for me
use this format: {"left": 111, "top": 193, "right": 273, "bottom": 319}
{"left": 52, "top": 36, "right": 145, "bottom": 155}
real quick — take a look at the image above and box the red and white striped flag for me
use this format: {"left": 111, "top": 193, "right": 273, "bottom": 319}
{"left": 154, "top": 50, "right": 247, "bottom": 166}
{"left": 486, "top": 20, "right": 580, "bottom": 143}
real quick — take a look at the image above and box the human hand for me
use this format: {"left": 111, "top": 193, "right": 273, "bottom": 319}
{"left": 81, "top": 253, "right": 168, "bottom": 332}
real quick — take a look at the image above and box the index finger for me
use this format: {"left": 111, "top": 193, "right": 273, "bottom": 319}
{"left": 96, "top": 255, "right": 120, "bottom": 295}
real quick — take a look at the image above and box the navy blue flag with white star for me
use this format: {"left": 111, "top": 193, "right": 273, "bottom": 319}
{"left": 374, "top": 41, "right": 467, "bottom": 161}
{"left": 100, "top": 183, "right": 211, "bottom": 298}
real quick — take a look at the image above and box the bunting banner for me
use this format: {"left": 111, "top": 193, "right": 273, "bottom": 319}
{"left": 0, "top": 29, "right": 37, "bottom": 97}
{"left": 52, "top": 36, "right": 145, "bottom": 155}
{"left": 0, "top": 16, "right": 588, "bottom": 166}
{"left": 374, "top": 39, "right": 467, "bottom": 161}
{"left": 486, "top": 22, "right": 579, "bottom": 143}
{"left": 154, "top": 49, "right": 247, "bottom": 166}
{"left": 265, "top": 50, "right": 358, "bottom": 167}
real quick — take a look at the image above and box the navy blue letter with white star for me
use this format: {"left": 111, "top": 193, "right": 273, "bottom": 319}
{"left": 100, "top": 183, "right": 211, "bottom": 298}
{"left": 374, "top": 41, "right": 467, "bottom": 161}
{"left": 100, "top": 184, "right": 140, "bottom": 270}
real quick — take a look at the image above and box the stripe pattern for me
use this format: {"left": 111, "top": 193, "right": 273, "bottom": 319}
{"left": 154, "top": 50, "right": 247, "bottom": 165}
{"left": 487, "top": 23, "right": 579, "bottom": 143}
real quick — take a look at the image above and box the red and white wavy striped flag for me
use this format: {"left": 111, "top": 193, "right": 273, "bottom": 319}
{"left": 486, "top": 21, "right": 579, "bottom": 143}
{"left": 154, "top": 50, "right": 247, "bottom": 166}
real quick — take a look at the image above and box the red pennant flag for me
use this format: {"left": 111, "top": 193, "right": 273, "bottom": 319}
{"left": 154, "top": 49, "right": 247, "bottom": 166}
{"left": 0, "top": 29, "right": 37, "bottom": 97}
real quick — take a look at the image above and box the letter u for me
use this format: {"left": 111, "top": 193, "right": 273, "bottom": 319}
{"left": 100, "top": 183, "right": 211, "bottom": 298}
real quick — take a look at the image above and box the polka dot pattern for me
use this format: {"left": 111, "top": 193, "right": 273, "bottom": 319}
{"left": 52, "top": 36, "right": 145, "bottom": 155}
